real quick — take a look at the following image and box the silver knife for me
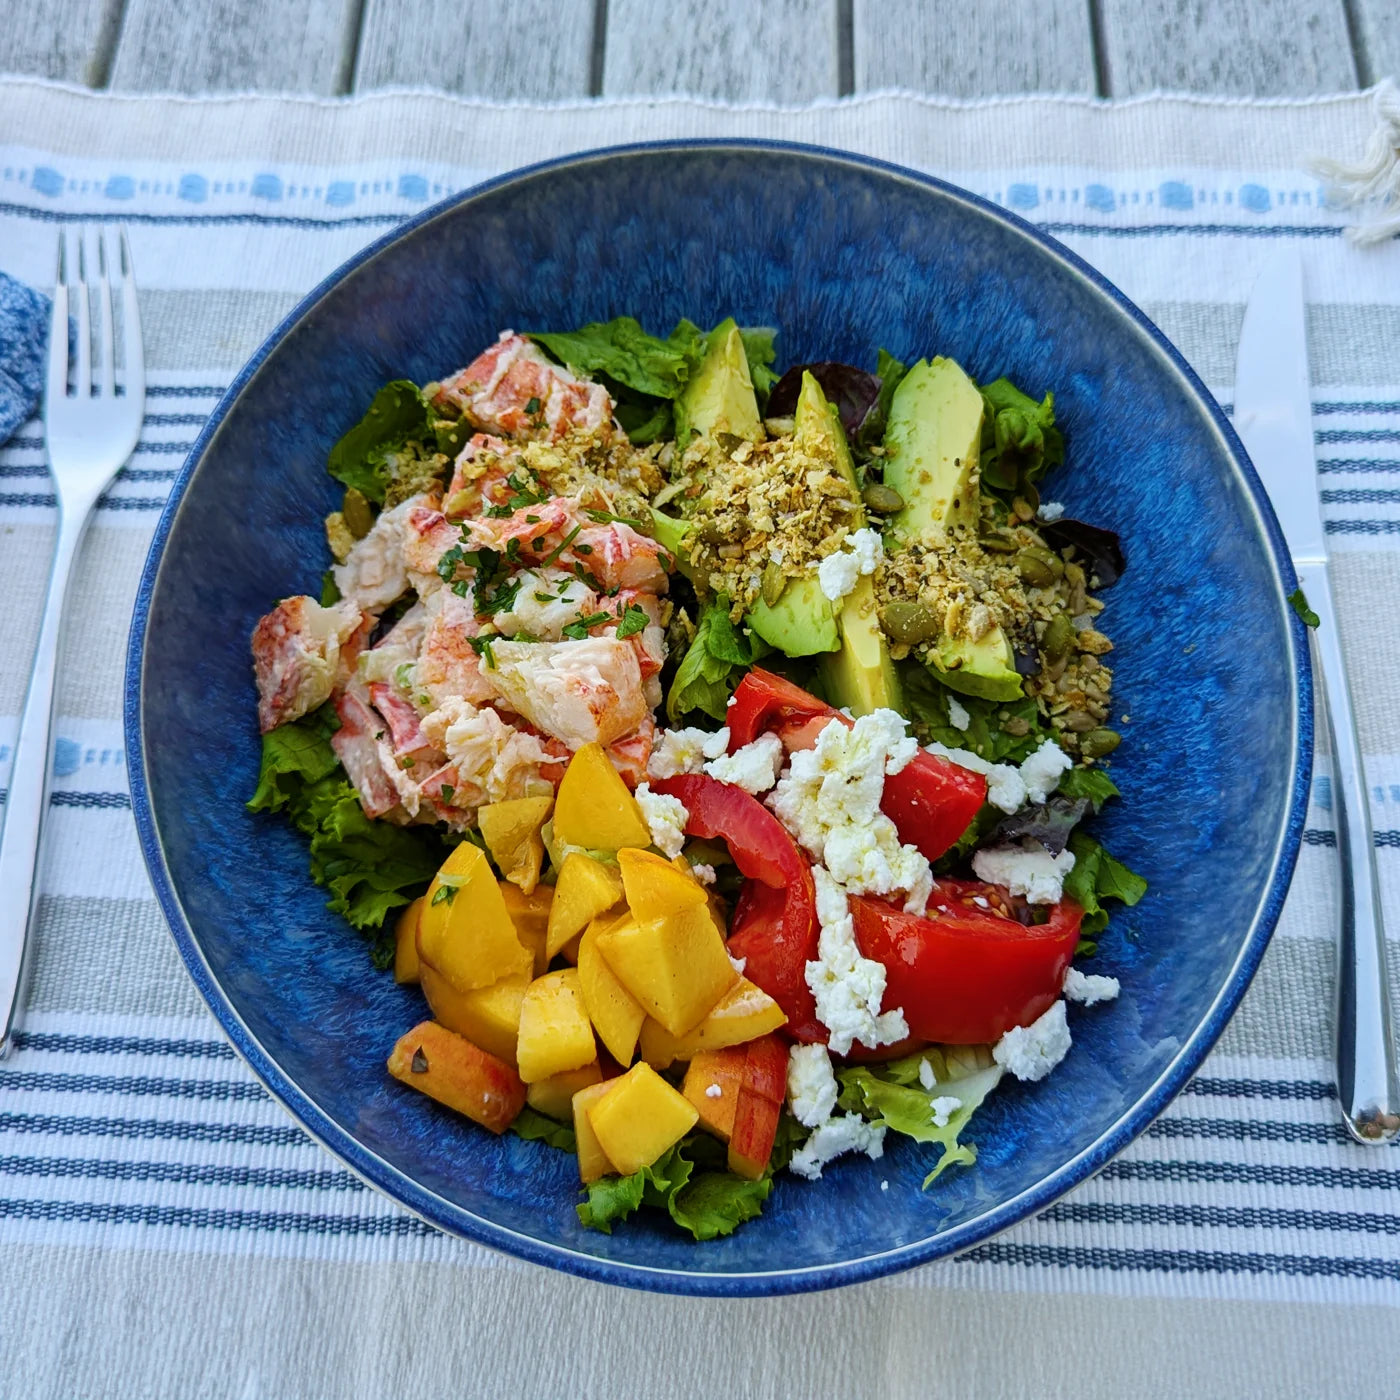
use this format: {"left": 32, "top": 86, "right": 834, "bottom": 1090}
{"left": 1234, "top": 248, "right": 1399, "bottom": 1144}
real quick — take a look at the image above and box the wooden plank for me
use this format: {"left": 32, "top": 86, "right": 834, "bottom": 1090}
{"left": 108, "top": 0, "right": 360, "bottom": 94}
{"left": 0, "top": 0, "right": 123, "bottom": 86}
{"left": 1348, "top": 0, "right": 1396, "bottom": 88}
{"left": 853, "top": 0, "right": 1096, "bottom": 97}
{"left": 1097, "top": 0, "right": 1358, "bottom": 96}
{"left": 603, "top": 0, "right": 840, "bottom": 103}
{"left": 355, "top": 0, "right": 595, "bottom": 99}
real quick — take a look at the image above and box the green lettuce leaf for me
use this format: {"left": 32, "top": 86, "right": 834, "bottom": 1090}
{"left": 1056, "top": 766, "right": 1121, "bottom": 812}
{"left": 510, "top": 1106, "right": 577, "bottom": 1153}
{"left": 738, "top": 326, "right": 780, "bottom": 405}
{"left": 900, "top": 663, "right": 1052, "bottom": 765}
{"left": 529, "top": 317, "right": 703, "bottom": 401}
{"left": 978, "top": 377, "right": 1064, "bottom": 501}
{"left": 668, "top": 1172, "right": 772, "bottom": 1241}
{"left": 1063, "top": 830, "right": 1148, "bottom": 936}
{"left": 666, "top": 594, "right": 757, "bottom": 723}
{"left": 576, "top": 1140, "right": 693, "bottom": 1233}
{"left": 837, "top": 1046, "right": 1003, "bottom": 1187}
{"left": 327, "top": 380, "right": 433, "bottom": 504}
{"left": 248, "top": 705, "right": 451, "bottom": 963}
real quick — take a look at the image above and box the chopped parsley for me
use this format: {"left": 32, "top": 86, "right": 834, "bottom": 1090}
{"left": 468, "top": 635, "right": 497, "bottom": 668}
{"left": 563, "top": 611, "right": 612, "bottom": 640}
{"left": 1288, "top": 587, "right": 1320, "bottom": 628}
{"left": 430, "top": 883, "right": 457, "bottom": 907}
{"left": 615, "top": 603, "right": 650, "bottom": 639}
{"left": 524, "top": 396, "right": 541, "bottom": 415}
{"left": 440, "top": 784, "right": 455, "bottom": 804}
{"left": 534, "top": 591, "right": 556, "bottom": 604}
{"left": 540, "top": 524, "right": 582, "bottom": 568}
{"left": 585, "top": 509, "right": 643, "bottom": 528}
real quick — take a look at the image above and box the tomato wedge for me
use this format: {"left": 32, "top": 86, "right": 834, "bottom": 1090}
{"left": 725, "top": 669, "right": 987, "bottom": 862}
{"left": 851, "top": 887, "right": 1083, "bottom": 1045}
{"left": 649, "top": 774, "right": 822, "bottom": 1043}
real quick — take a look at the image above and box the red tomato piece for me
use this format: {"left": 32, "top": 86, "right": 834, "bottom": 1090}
{"left": 725, "top": 668, "right": 832, "bottom": 750}
{"left": 648, "top": 774, "right": 823, "bottom": 1043}
{"left": 851, "top": 889, "right": 1083, "bottom": 1045}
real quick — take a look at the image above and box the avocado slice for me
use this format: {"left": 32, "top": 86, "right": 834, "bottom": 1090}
{"left": 883, "top": 357, "right": 983, "bottom": 546}
{"left": 674, "top": 318, "right": 764, "bottom": 447}
{"left": 820, "top": 574, "right": 904, "bottom": 716}
{"left": 881, "top": 356, "right": 1023, "bottom": 702}
{"left": 749, "top": 579, "right": 839, "bottom": 655}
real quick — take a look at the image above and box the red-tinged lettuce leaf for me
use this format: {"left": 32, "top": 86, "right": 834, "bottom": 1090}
{"left": 991, "top": 796, "right": 1090, "bottom": 856}
{"left": 1039, "top": 518, "right": 1126, "bottom": 587}
{"left": 766, "top": 361, "right": 883, "bottom": 441}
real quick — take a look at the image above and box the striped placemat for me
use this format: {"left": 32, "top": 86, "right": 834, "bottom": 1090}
{"left": 0, "top": 76, "right": 1396, "bottom": 1399}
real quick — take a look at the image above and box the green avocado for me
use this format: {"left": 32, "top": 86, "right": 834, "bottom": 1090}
{"left": 749, "top": 578, "right": 839, "bottom": 655}
{"left": 929, "top": 629, "right": 1023, "bottom": 702}
{"left": 674, "top": 318, "right": 764, "bottom": 447}
{"left": 882, "top": 357, "right": 983, "bottom": 546}
{"left": 647, "top": 507, "right": 692, "bottom": 573}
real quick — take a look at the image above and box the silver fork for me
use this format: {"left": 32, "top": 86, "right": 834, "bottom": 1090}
{"left": 0, "top": 227, "right": 144, "bottom": 1056}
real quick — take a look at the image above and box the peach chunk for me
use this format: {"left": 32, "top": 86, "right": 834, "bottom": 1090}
{"left": 586, "top": 1063, "right": 699, "bottom": 1176}
{"left": 387, "top": 1020, "right": 525, "bottom": 1134}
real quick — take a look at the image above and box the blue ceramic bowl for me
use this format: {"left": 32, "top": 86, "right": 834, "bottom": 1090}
{"left": 125, "top": 142, "right": 1311, "bottom": 1295}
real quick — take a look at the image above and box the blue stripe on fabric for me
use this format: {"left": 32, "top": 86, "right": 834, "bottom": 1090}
{"left": 0, "top": 1112, "right": 309, "bottom": 1148}
{"left": 1321, "top": 488, "right": 1400, "bottom": 504}
{"left": 143, "top": 414, "right": 209, "bottom": 427}
{"left": 1182, "top": 1077, "right": 1334, "bottom": 1101}
{"left": 1044, "top": 1200, "right": 1400, "bottom": 1235}
{"left": 7, "top": 436, "right": 193, "bottom": 454}
{"left": 1318, "top": 429, "right": 1400, "bottom": 444}
{"left": 0, "top": 1069, "right": 266, "bottom": 1102}
{"left": 1318, "top": 458, "right": 1400, "bottom": 475}
{"left": 1314, "top": 402, "right": 1400, "bottom": 416}
{"left": 965, "top": 1240, "right": 1400, "bottom": 1281}
{"left": 0, "top": 790, "right": 134, "bottom": 809}
{"left": 0, "top": 1154, "right": 362, "bottom": 1193}
{"left": 1146, "top": 1116, "right": 1349, "bottom": 1146}
{"left": 1325, "top": 520, "right": 1400, "bottom": 535}
{"left": 11, "top": 1031, "right": 234, "bottom": 1060}
{"left": 1035, "top": 222, "right": 1344, "bottom": 240}
{"left": 147, "top": 385, "right": 227, "bottom": 398}
{"left": 0, "top": 1197, "right": 435, "bottom": 1236}
{"left": 1102, "top": 1158, "right": 1400, "bottom": 1191}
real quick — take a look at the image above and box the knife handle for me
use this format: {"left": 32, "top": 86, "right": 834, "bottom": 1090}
{"left": 1297, "top": 559, "right": 1400, "bottom": 1143}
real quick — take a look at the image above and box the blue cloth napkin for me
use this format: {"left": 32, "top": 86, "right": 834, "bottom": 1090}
{"left": 0, "top": 270, "right": 49, "bottom": 446}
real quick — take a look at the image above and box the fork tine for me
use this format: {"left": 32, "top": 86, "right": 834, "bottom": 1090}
{"left": 47, "top": 234, "right": 69, "bottom": 409}
{"left": 96, "top": 228, "right": 115, "bottom": 397}
{"left": 71, "top": 229, "right": 91, "bottom": 398}
{"left": 119, "top": 228, "right": 145, "bottom": 403}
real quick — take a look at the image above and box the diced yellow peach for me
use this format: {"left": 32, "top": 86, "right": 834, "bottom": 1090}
{"left": 420, "top": 963, "right": 529, "bottom": 1066}
{"left": 572, "top": 1080, "right": 617, "bottom": 1184}
{"left": 500, "top": 882, "right": 554, "bottom": 978}
{"left": 387, "top": 1021, "right": 526, "bottom": 1134}
{"left": 637, "top": 978, "right": 788, "bottom": 1069}
{"left": 478, "top": 795, "right": 553, "bottom": 894}
{"left": 681, "top": 1048, "right": 748, "bottom": 1142}
{"left": 516, "top": 969, "right": 597, "bottom": 1084}
{"left": 546, "top": 852, "right": 624, "bottom": 958}
{"left": 595, "top": 904, "right": 738, "bottom": 1037}
{"left": 577, "top": 918, "right": 647, "bottom": 1066}
{"left": 554, "top": 742, "right": 652, "bottom": 851}
{"left": 394, "top": 897, "right": 424, "bottom": 984}
{"left": 417, "top": 843, "right": 529, "bottom": 993}
{"left": 586, "top": 1063, "right": 699, "bottom": 1176}
{"left": 526, "top": 1061, "right": 603, "bottom": 1121}
{"left": 618, "top": 847, "right": 708, "bottom": 923}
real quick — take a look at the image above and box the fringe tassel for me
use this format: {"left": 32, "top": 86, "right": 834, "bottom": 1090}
{"left": 1309, "top": 79, "right": 1400, "bottom": 247}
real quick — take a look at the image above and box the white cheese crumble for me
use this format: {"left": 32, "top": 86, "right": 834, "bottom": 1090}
{"left": 804, "top": 868, "right": 909, "bottom": 1055}
{"left": 1019, "top": 738, "right": 1073, "bottom": 805}
{"left": 704, "top": 731, "right": 784, "bottom": 795}
{"left": 924, "top": 736, "right": 1070, "bottom": 815}
{"left": 705, "top": 1083, "right": 723, "bottom": 1099}
{"left": 917, "top": 1059, "right": 936, "bottom": 1091}
{"left": 789, "top": 1114, "right": 887, "bottom": 1180}
{"left": 633, "top": 782, "right": 688, "bottom": 860}
{"left": 930, "top": 1096, "right": 962, "bottom": 1129}
{"left": 1064, "top": 966, "right": 1121, "bottom": 1006}
{"left": 993, "top": 1000, "right": 1072, "bottom": 1082}
{"left": 786, "top": 1044, "right": 839, "bottom": 1128}
{"left": 646, "top": 725, "right": 731, "bottom": 780}
{"left": 880, "top": 1180, "right": 889, "bottom": 1192}
{"left": 690, "top": 863, "right": 717, "bottom": 887}
{"left": 972, "top": 840, "right": 1076, "bottom": 905}
{"left": 946, "top": 695, "right": 971, "bottom": 731}
{"left": 769, "top": 710, "right": 931, "bottom": 913}
{"left": 816, "top": 527, "right": 883, "bottom": 604}
{"left": 1037, "top": 500, "right": 1066, "bottom": 522}
{"left": 727, "top": 952, "right": 747, "bottom": 975}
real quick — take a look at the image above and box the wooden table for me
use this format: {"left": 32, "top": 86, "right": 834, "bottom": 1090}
{"left": 3, "top": 0, "right": 1392, "bottom": 103}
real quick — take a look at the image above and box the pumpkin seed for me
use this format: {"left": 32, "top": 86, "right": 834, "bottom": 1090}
{"left": 342, "top": 487, "right": 374, "bottom": 539}
{"left": 761, "top": 564, "right": 788, "bottom": 608}
{"left": 881, "top": 600, "right": 941, "bottom": 646}
{"left": 1015, "top": 549, "right": 1056, "bottom": 588}
{"left": 1062, "top": 710, "right": 1100, "bottom": 733}
{"left": 1042, "top": 613, "right": 1074, "bottom": 662}
{"left": 1080, "top": 728, "right": 1122, "bottom": 757}
{"left": 861, "top": 483, "right": 905, "bottom": 515}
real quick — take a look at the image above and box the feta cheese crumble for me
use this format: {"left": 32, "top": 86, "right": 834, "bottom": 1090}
{"left": 993, "top": 1000, "right": 1071, "bottom": 1082}
{"left": 705, "top": 1083, "right": 723, "bottom": 1099}
{"left": 769, "top": 709, "right": 932, "bottom": 912}
{"left": 1019, "top": 738, "right": 1073, "bottom": 805}
{"left": 972, "top": 840, "right": 1076, "bottom": 905}
{"left": 705, "top": 731, "right": 784, "bottom": 795}
{"left": 917, "top": 1059, "right": 936, "bottom": 1091}
{"left": 930, "top": 1096, "right": 962, "bottom": 1129}
{"left": 946, "top": 695, "right": 971, "bottom": 731}
{"left": 786, "top": 1044, "right": 840, "bottom": 1128}
{"left": 1063, "top": 966, "right": 1121, "bottom": 1006}
{"left": 924, "top": 736, "right": 1070, "bottom": 815}
{"left": 1036, "top": 500, "right": 1066, "bottom": 523}
{"left": 690, "top": 863, "right": 717, "bottom": 887}
{"left": 633, "top": 782, "right": 688, "bottom": 860}
{"left": 646, "top": 725, "right": 730, "bottom": 780}
{"left": 804, "top": 868, "right": 909, "bottom": 1054}
{"left": 789, "top": 1114, "right": 887, "bottom": 1180}
{"left": 728, "top": 953, "right": 747, "bottom": 975}
{"left": 816, "top": 527, "right": 883, "bottom": 604}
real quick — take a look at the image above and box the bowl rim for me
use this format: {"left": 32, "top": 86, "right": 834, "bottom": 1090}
{"left": 123, "top": 137, "right": 1314, "bottom": 1296}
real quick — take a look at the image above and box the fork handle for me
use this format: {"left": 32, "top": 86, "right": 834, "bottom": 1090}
{"left": 0, "top": 509, "right": 88, "bottom": 1056}
{"left": 1297, "top": 559, "right": 1400, "bottom": 1143}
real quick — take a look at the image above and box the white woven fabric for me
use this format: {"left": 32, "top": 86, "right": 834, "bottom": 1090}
{"left": 0, "top": 76, "right": 1397, "bottom": 1400}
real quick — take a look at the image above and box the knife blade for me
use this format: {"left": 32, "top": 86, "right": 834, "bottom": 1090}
{"left": 1234, "top": 248, "right": 1399, "bottom": 1144}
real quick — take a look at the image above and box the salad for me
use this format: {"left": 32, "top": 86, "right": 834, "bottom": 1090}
{"left": 249, "top": 317, "right": 1146, "bottom": 1240}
